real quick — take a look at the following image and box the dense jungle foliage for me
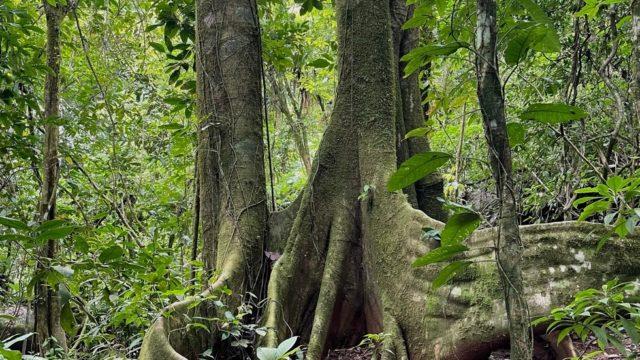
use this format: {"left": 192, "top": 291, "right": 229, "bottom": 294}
{"left": 1, "top": 0, "right": 640, "bottom": 359}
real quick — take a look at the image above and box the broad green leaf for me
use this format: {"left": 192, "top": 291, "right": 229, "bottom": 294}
{"left": 440, "top": 212, "right": 481, "bottom": 246}
{"left": 0, "top": 348, "right": 22, "bottom": 360}
{"left": 37, "top": 219, "right": 67, "bottom": 232}
{"left": 256, "top": 347, "right": 280, "bottom": 360}
{"left": 37, "top": 226, "right": 75, "bottom": 241}
{"left": 520, "top": 103, "right": 588, "bottom": 124}
{"left": 99, "top": 245, "right": 124, "bottom": 263}
{"left": 606, "top": 176, "right": 625, "bottom": 192}
{"left": 149, "top": 41, "right": 166, "bottom": 53}
{"left": 401, "top": 42, "right": 468, "bottom": 77}
{"left": 578, "top": 200, "right": 611, "bottom": 221}
{"left": 404, "top": 127, "right": 430, "bottom": 140}
{"left": 307, "top": 58, "right": 331, "bottom": 68}
{"left": 432, "top": 261, "right": 472, "bottom": 289}
{"left": 573, "top": 196, "right": 600, "bottom": 207}
{"left": 60, "top": 303, "right": 76, "bottom": 336}
{"left": 276, "top": 336, "right": 298, "bottom": 356}
{"left": 387, "top": 152, "right": 452, "bottom": 191}
{"left": 507, "top": 123, "right": 525, "bottom": 147}
{"left": 412, "top": 244, "right": 468, "bottom": 267}
{"left": 519, "top": 0, "right": 553, "bottom": 25}
{"left": 504, "top": 23, "right": 560, "bottom": 65}
{"left": 556, "top": 326, "right": 574, "bottom": 344}
{"left": 0, "top": 216, "right": 29, "bottom": 231}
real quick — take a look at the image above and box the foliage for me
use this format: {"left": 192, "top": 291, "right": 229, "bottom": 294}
{"left": 574, "top": 175, "right": 640, "bottom": 250}
{"left": 256, "top": 336, "right": 302, "bottom": 360}
{"left": 533, "top": 279, "right": 640, "bottom": 358}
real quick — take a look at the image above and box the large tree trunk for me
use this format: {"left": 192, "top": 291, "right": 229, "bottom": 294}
{"left": 137, "top": 1, "right": 640, "bottom": 359}
{"left": 474, "top": 0, "right": 531, "bottom": 358}
{"left": 34, "top": 1, "right": 69, "bottom": 354}
{"left": 139, "top": 0, "right": 268, "bottom": 358}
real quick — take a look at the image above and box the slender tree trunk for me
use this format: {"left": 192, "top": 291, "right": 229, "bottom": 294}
{"left": 267, "top": 71, "right": 313, "bottom": 174}
{"left": 475, "top": 0, "right": 531, "bottom": 358}
{"left": 34, "top": 0, "right": 68, "bottom": 354}
{"left": 392, "top": 3, "right": 447, "bottom": 221}
{"left": 632, "top": 0, "right": 640, "bottom": 132}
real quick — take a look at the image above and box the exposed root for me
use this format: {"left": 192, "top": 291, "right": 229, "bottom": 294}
{"left": 381, "top": 315, "right": 408, "bottom": 360}
{"left": 307, "top": 212, "right": 353, "bottom": 359}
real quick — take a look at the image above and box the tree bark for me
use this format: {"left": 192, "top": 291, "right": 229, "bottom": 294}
{"left": 34, "top": 1, "right": 69, "bottom": 354}
{"left": 391, "top": 3, "right": 447, "bottom": 221}
{"left": 632, "top": 0, "right": 640, "bottom": 131}
{"left": 474, "top": 0, "right": 531, "bottom": 358}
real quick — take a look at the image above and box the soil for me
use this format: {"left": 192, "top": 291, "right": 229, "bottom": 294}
{"left": 324, "top": 335, "right": 640, "bottom": 360}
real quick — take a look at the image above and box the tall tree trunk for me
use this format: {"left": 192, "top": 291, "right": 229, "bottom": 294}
{"left": 632, "top": 0, "right": 640, "bottom": 132}
{"left": 138, "top": 1, "right": 268, "bottom": 357}
{"left": 394, "top": 4, "right": 447, "bottom": 221}
{"left": 474, "top": 0, "right": 531, "bottom": 359}
{"left": 34, "top": 0, "right": 69, "bottom": 354}
{"left": 195, "top": 0, "right": 268, "bottom": 292}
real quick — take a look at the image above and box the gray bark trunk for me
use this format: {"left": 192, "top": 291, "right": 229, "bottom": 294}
{"left": 474, "top": 0, "right": 531, "bottom": 358}
{"left": 34, "top": 1, "right": 69, "bottom": 354}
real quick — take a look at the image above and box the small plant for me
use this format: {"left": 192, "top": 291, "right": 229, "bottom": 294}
{"left": 573, "top": 175, "right": 640, "bottom": 250}
{"left": 533, "top": 279, "right": 640, "bottom": 358}
{"left": 256, "top": 336, "right": 302, "bottom": 360}
{"left": 1, "top": 332, "right": 34, "bottom": 360}
{"left": 358, "top": 332, "right": 388, "bottom": 357}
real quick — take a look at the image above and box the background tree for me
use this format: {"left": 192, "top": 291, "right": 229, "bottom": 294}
{"left": 474, "top": 0, "right": 530, "bottom": 357}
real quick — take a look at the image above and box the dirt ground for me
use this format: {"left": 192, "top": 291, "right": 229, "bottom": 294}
{"left": 325, "top": 335, "right": 639, "bottom": 360}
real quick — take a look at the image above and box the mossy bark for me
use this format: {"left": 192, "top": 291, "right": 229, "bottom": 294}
{"left": 140, "top": 1, "right": 268, "bottom": 358}
{"left": 34, "top": 1, "right": 70, "bottom": 354}
{"left": 474, "top": 0, "right": 531, "bottom": 358}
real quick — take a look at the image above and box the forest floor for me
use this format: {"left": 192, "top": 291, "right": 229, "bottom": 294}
{"left": 325, "top": 335, "right": 638, "bottom": 360}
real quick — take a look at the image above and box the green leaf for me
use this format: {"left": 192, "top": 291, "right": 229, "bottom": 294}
{"left": 578, "top": 199, "right": 611, "bottom": 221}
{"left": 99, "top": 245, "right": 124, "bottom": 263}
{"left": 557, "top": 326, "right": 574, "bottom": 344}
{"left": 507, "top": 123, "right": 525, "bottom": 147}
{"left": 401, "top": 42, "right": 468, "bottom": 77}
{"left": 621, "top": 319, "right": 639, "bottom": 344}
{"left": 276, "top": 336, "right": 298, "bottom": 356}
{"left": 0, "top": 216, "right": 29, "bottom": 231}
{"left": 3, "top": 332, "right": 34, "bottom": 348}
{"left": 149, "top": 41, "right": 166, "bottom": 53}
{"left": 412, "top": 244, "right": 469, "bottom": 267}
{"left": 256, "top": 347, "right": 279, "bottom": 360}
{"left": 504, "top": 23, "right": 560, "bottom": 65}
{"left": 519, "top": 0, "right": 553, "bottom": 25}
{"left": 37, "top": 226, "right": 75, "bottom": 241}
{"left": 387, "top": 152, "right": 452, "bottom": 192}
{"left": 440, "top": 212, "right": 481, "bottom": 246}
{"left": 60, "top": 303, "right": 76, "bottom": 336}
{"left": 520, "top": 103, "right": 588, "bottom": 124}
{"left": 307, "top": 58, "right": 331, "bottom": 68}
{"left": 0, "top": 347, "right": 22, "bottom": 360}
{"left": 404, "top": 127, "right": 430, "bottom": 140}
{"left": 432, "top": 261, "right": 472, "bottom": 289}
